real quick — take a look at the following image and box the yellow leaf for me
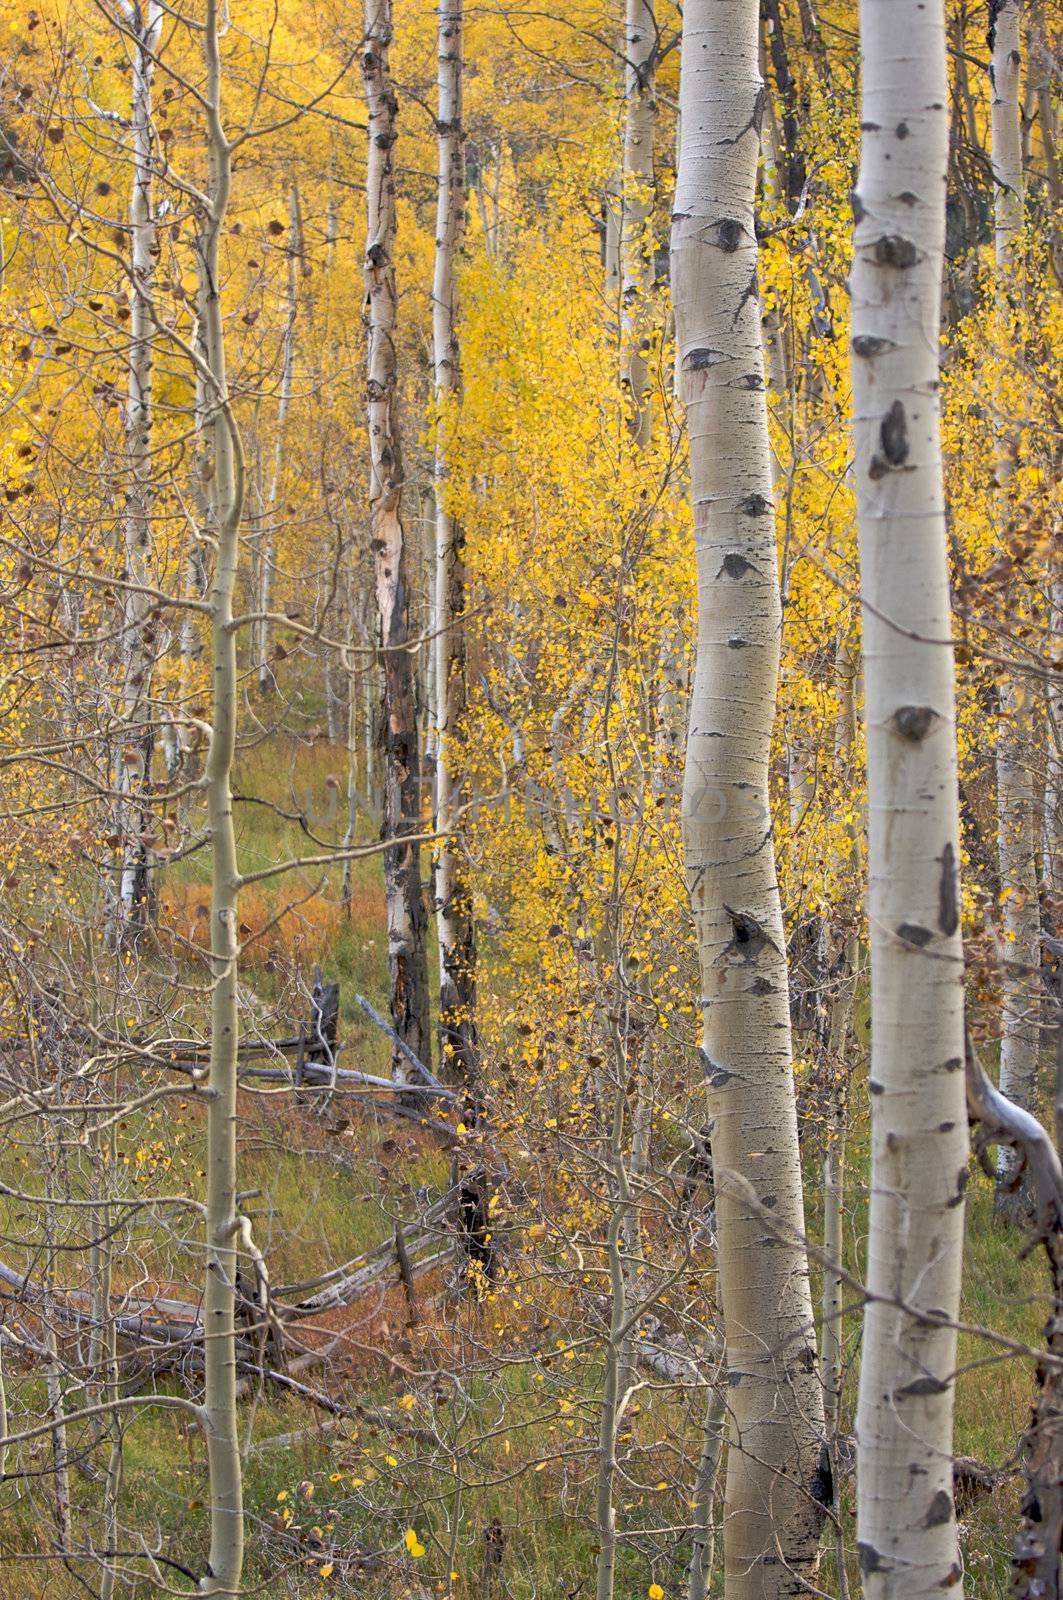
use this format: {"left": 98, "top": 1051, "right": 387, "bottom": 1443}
{"left": 649, "top": 1586, "right": 665, "bottom": 1600}
{"left": 319, "top": 1563, "right": 334, "bottom": 1579}
{"left": 405, "top": 1528, "right": 427, "bottom": 1558}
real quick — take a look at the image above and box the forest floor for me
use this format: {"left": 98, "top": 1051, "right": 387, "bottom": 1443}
{"left": 0, "top": 729, "right": 1049, "bottom": 1599}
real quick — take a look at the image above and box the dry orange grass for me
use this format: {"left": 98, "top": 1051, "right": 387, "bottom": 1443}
{"left": 159, "top": 882, "right": 348, "bottom": 969}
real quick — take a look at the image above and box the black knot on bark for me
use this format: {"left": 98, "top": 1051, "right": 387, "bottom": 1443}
{"left": 725, "top": 907, "right": 775, "bottom": 961}
{"left": 879, "top": 399, "right": 909, "bottom": 465}
{"left": 718, "top": 552, "right": 753, "bottom": 579}
{"left": 928, "top": 1484, "right": 960, "bottom": 1523}
{"left": 857, "top": 1543, "right": 888, "bottom": 1575}
{"left": 811, "top": 1441, "right": 834, "bottom": 1510}
{"left": 873, "top": 234, "right": 918, "bottom": 269}
{"left": 893, "top": 704, "right": 936, "bottom": 740}
{"left": 852, "top": 333, "right": 893, "bottom": 358}
{"left": 939, "top": 842, "right": 959, "bottom": 936}
{"left": 683, "top": 347, "right": 725, "bottom": 370}
{"left": 716, "top": 217, "right": 743, "bottom": 252}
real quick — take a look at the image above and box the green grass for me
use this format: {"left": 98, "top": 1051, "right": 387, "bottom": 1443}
{"left": 1, "top": 726, "right": 1053, "bottom": 1597}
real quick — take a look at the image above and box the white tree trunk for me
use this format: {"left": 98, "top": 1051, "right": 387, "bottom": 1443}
{"left": 851, "top": 1, "right": 968, "bottom": 1593}
{"left": 255, "top": 181, "right": 302, "bottom": 694}
{"left": 432, "top": 0, "right": 477, "bottom": 1084}
{"left": 1046, "top": 575, "right": 1063, "bottom": 909}
{"left": 363, "top": 0, "right": 432, "bottom": 1078}
{"left": 671, "top": 5, "right": 827, "bottom": 1594}
{"left": 621, "top": 0, "right": 656, "bottom": 446}
{"left": 113, "top": 0, "right": 162, "bottom": 937}
{"left": 990, "top": 1, "right": 1041, "bottom": 1189}
{"left": 198, "top": 2, "right": 244, "bottom": 1586}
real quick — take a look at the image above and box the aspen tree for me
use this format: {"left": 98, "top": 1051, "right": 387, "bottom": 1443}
{"left": 363, "top": 0, "right": 432, "bottom": 1078}
{"left": 255, "top": 181, "right": 302, "bottom": 695}
{"left": 851, "top": 0, "right": 968, "bottom": 1593}
{"left": 432, "top": 0, "right": 477, "bottom": 1084}
{"left": 990, "top": 0, "right": 1041, "bottom": 1194}
{"left": 113, "top": 0, "right": 162, "bottom": 937}
{"left": 197, "top": 0, "right": 245, "bottom": 1585}
{"left": 620, "top": 0, "right": 655, "bottom": 447}
{"left": 671, "top": 4, "right": 826, "bottom": 1594}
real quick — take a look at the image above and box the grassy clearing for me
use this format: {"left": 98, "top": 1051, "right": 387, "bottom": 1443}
{"left": 0, "top": 732, "right": 1052, "bottom": 1597}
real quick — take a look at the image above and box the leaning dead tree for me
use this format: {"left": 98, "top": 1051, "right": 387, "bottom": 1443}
{"left": 362, "top": 0, "right": 432, "bottom": 1080}
{"left": 850, "top": 0, "right": 968, "bottom": 1594}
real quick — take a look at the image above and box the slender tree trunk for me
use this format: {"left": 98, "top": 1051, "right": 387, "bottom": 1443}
{"left": 432, "top": 0, "right": 477, "bottom": 1085}
{"left": 198, "top": 3, "right": 244, "bottom": 1586}
{"left": 686, "top": 1372, "right": 726, "bottom": 1600}
{"left": 363, "top": 0, "right": 431, "bottom": 1079}
{"left": 820, "top": 640, "right": 860, "bottom": 1600}
{"left": 175, "top": 315, "right": 211, "bottom": 774}
{"left": 621, "top": 0, "right": 656, "bottom": 446}
{"left": 1046, "top": 573, "right": 1063, "bottom": 910}
{"left": 990, "top": 0, "right": 1041, "bottom": 1199}
{"left": 113, "top": 0, "right": 162, "bottom": 939}
{"left": 256, "top": 181, "right": 302, "bottom": 694}
{"left": 850, "top": 1, "right": 968, "bottom": 1593}
{"left": 671, "top": 5, "right": 827, "bottom": 1594}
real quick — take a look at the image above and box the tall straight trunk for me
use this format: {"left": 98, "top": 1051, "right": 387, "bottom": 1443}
{"left": 198, "top": 2, "right": 244, "bottom": 1586}
{"left": 363, "top": 0, "right": 431, "bottom": 1079}
{"left": 113, "top": 0, "right": 162, "bottom": 937}
{"left": 820, "top": 637, "right": 860, "bottom": 1600}
{"left": 621, "top": 0, "right": 656, "bottom": 446}
{"left": 1047, "top": 574, "right": 1063, "bottom": 910}
{"left": 432, "top": 0, "right": 477, "bottom": 1084}
{"left": 990, "top": 1, "right": 1040, "bottom": 1194}
{"left": 671, "top": 5, "right": 827, "bottom": 1595}
{"left": 173, "top": 314, "right": 211, "bottom": 775}
{"left": 850, "top": 1, "right": 968, "bottom": 1594}
{"left": 256, "top": 181, "right": 302, "bottom": 693}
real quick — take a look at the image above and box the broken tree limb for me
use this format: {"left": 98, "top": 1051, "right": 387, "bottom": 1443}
{"left": 353, "top": 993, "right": 448, "bottom": 1091}
{"left": 966, "top": 1030, "right": 1063, "bottom": 1600}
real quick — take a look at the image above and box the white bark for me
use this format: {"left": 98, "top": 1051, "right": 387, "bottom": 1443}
{"left": 821, "top": 639, "right": 860, "bottom": 1600}
{"left": 1046, "top": 576, "right": 1063, "bottom": 908}
{"left": 671, "top": 5, "right": 826, "bottom": 1593}
{"left": 197, "top": 3, "right": 244, "bottom": 1586}
{"left": 255, "top": 182, "right": 302, "bottom": 693}
{"left": 363, "top": 0, "right": 432, "bottom": 1077}
{"left": 621, "top": 0, "right": 656, "bottom": 446}
{"left": 114, "top": 0, "right": 162, "bottom": 934}
{"left": 851, "top": 1, "right": 968, "bottom": 1593}
{"left": 990, "top": 2, "right": 1041, "bottom": 1184}
{"left": 432, "top": 1, "right": 476, "bottom": 1084}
